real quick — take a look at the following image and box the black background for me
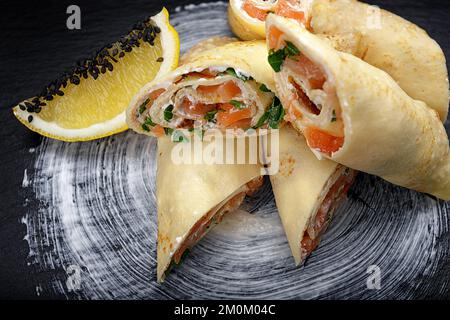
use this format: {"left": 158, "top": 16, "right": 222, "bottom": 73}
{"left": 0, "top": 0, "right": 449, "bottom": 300}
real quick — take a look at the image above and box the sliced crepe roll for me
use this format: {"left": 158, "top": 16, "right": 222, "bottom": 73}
{"left": 266, "top": 15, "right": 450, "bottom": 200}
{"left": 229, "top": 0, "right": 310, "bottom": 40}
{"left": 230, "top": 0, "right": 449, "bottom": 120}
{"left": 127, "top": 41, "right": 285, "bottom": 137}
{"left": 156, "top": 134, "right": 264, "bottom": 282}
{"left": 308, "top": 0, "right": 449, "bottom": 122}
{"left": 271, "top": 125, "right": 356, "bottom": 265}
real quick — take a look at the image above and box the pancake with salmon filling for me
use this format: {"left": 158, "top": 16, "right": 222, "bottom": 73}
{"left": 266, "top": 15, "right": 450, "bottom": 200}
{"left": 229, "top": 0, "right": 311, "bottom": 40}
{"left": 156, "top": 134, "right": 263, "bottom": 282}
{"left": 230, "top": 0, "right": 449, "bottom": 121}
{"left": 126, "top": 41, "right": 284, "bottom": 137}
{"left": 270, "top": 125, "right": 356, "bottom": 265}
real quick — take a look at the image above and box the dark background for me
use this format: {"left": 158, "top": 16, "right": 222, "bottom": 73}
{"left": 0, "top": 0, "right": 449, "bottom": 299}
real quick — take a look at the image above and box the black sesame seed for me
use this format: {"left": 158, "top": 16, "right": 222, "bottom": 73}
{"left": 101, "top": 66, "right": 106, "bottom": 73}
{"left": 157, "top": 57, "right": 164, "bottom": 63}
{"left": 45, "top": 95, "right": 54, "bottom": 101}
{"left": 19, "top": 104, "right": 26, "bottom": 111}
{"left": 154, "top": 26, "right": 161, "bottom": 33}
{"left": 112, "top": 48, "right": 118, "bottom": 56}
{"left": 119, "top": 52, "right": 125, "bottom": 58}
{"left": 28, "top": 115, "right": 33, "bottom": 123}
{"left": 70, "top": 76, "right": 80, "bottom": 85}
{"left": 35, "top": 107, "right": 42, "bottom": 113}
{"left": 56, "top": 90, "right": 64, "bottom": 96}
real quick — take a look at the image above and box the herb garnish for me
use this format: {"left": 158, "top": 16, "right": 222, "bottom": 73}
{"left": 141, "top": 116, "right": 156, "bottom": 132}
{"left": 138, "top": 98, "right": 149, "bottom": 115}
{"left": 164, "top": 127, "right": 174, "bottom": 135}
{"left": 253, "top": 97, "right": 285, "bottom": 129}
{"left": 225, "top": 68, "right": 252, "bottom": 82}
{"left": 259, "top": 84, "right": 271, "bottom": 92}
{"left": 268, "top": 41, "right": 301, "bottom": 72}
{"left": 285, "top": 41, "right": 300, "bottom": 56}
{"left": 164, "top": 105, "right": 174, "bottom": 122}
{"left": 229, "top": 100, "right": 245, "bottom": 109}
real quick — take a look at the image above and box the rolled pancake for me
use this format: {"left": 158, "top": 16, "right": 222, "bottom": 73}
{"left": 127, "top": 41, "right": 283, "bottom": 136}
{"left": 266, "top": 15, "right": 450, "bottom": 200}
{"left": 229, "top": 0, "right": 312, "bottom": 40}
{"left": 230, "top": 0, "right": 449, "bottom": 121}
{"left": 309, "top": 0, "right": 449, "bottom": 122}
{"left": 271, "top": 125, "right": 356, "bottom": 265}
{"left": 156, "top": 134, "right": 263, "bottom": 282}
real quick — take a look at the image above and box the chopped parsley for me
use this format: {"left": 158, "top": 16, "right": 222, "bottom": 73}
{"left": 141, "top": 116, "right": 156, "bottom": 132}
{"left": 229, "top": 100, "right": 245, "bottom": 109}
{"left": 164, "top": 127, "right": 174, "bottom": 135}
{"left": 164, "top": 105, "right": 174, "bottom": 122}
{"left": 285, "top": 41, "right": 300, "bottom": 56}
{"left": 224, "top": 68, "right": 252, "bottom": 82}
{"left": 259, "top": 84, "right": 271, "bottom": 92}
{"left": 138, "top": 98, "right": 149, "bottom": 115}
{"left": 268, "top": 41, "right": 301, "bottom": 72}
{"left": 253, "top": 97, "right": 285, "bottom": 129}
{"left": 204, "top": 110, "right": 218, "bottom": 123}
{"left": 254, "top": 112, "right": 269, "bottom": 129}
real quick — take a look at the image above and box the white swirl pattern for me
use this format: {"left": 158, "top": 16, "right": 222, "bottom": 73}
{"left": 22, "top": 2, "right": 449, "bottom": 299}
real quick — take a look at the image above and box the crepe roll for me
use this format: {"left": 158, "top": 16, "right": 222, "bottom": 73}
{"left": 229, "top": 0, "right": 311, "bottom": 40}
{"left": 266, "top": 15, "right": 450, "bottom": 200}
{"left": 127, "top": 41, "right": 285, "bottom": 137}
{"left": 271, "top": 125, "right": 356, "bottom": 265}
{"left": 156, "top": 134, "right": 264, "bottom": 282}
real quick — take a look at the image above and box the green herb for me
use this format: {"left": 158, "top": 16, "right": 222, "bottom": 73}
{"left": 141, "top": 116, "right": 156, "bottom": 132}
{"left": 163, "top": 105, "right": 174, "bottom": 122}
{"left": 268, "top": 42, "right": 301, "bottom": 72}
{"left": 138, "top": 98, "right": 149, "bottom": 115}
{"left": 172, "top": 130, "right": 189, "bottom": 143}
{"left": 254, "top": 112, "right": 270, "bottom": 129}
{"left": 285, "top": 41, "right": 300, "bottom": 56}
{"left": 259, "top": 84, "right": 271, "bottom": 93}
{"left": 268, "top": 49, "right": 286, "bottom": 72}
{"left": 225, "top": 68, "right": 252, "bottom": 81}
{"left": 229, "top": 100, "right": 245, "bottom": 109}
{"left": 164, "top": 127, "right": 174, "bottom": 136}
{"left": 267, "top": 97, "right": 285, "bottom": 129}
{"left": 204, "top": 110, "right": 218, "bottom": 123}
{"left": 253, "top": 97, "right": 285, "bottom": 129}
{"left": 331, "top": 110, "right": 337, "bottom": 122}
